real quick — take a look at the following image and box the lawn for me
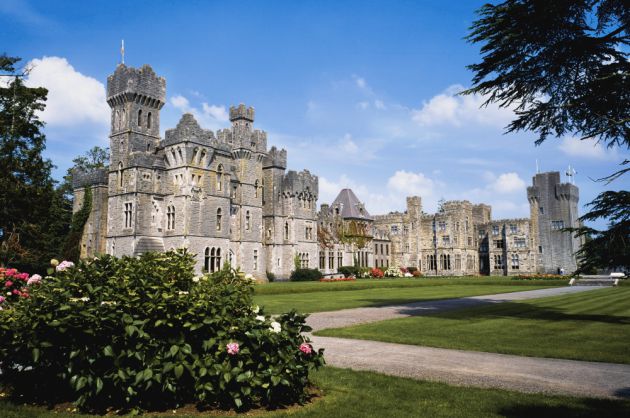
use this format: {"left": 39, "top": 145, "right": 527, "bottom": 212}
{"left": 253, "top": 277, "right": 566, "bottom": 314}
{"left": 318, "top": 287, "right": 630, "bottom": 364}
{"left": 1, "top": 367, "right": 627, "bottom": 417}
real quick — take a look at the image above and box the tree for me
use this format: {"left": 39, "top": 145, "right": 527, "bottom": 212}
{"left": 0, "top": 54, "right": 56, "bottom": 272}
{"left": 464, "top": 1, "right": 629, "bottom": 273}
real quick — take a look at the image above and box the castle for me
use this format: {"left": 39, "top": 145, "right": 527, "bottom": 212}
{"left": 73, "top": 63, "right": 582, "bottom": 277}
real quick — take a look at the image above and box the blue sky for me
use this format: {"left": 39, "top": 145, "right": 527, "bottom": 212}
{"left": 2, "top": 0, "right": 627, "bottom": 228}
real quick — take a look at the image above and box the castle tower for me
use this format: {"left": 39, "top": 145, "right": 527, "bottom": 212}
{"left": 527, "top": 171, "right": 581, "bottom": 273}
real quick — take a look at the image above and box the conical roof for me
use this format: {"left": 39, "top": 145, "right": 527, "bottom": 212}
{"left": 330, "top": 188, "right": 372, "bottom": 220}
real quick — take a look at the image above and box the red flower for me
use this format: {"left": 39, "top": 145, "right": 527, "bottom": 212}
{"left": 5, "top": 280, "right": 13, "bottom": 288}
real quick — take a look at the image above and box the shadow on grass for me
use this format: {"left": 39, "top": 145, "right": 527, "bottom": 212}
{"left": 392, "top": 301, "right": 630, "bottom": 325}
{"left": 499, "top": 398, "right": 630, "bottom": 417}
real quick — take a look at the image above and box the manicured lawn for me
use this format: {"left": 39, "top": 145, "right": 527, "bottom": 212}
{"left": 2, "top": 367, "right": 628, "bottom": 417}
{"left": 318, "top": 287, "right": 630, "bottom": 364}
{"left": 253, "top": 277, "right": 566, "bottom": 314}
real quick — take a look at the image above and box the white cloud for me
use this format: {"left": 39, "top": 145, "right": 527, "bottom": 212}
{"left": 558, "top": 137, "right": 617, "bottom": 160}
{"left": 387, "top": 170, "right": 436, "bottom": 198}
{"left": 411, "top": 84, "right": 514, "bottom": 128}
{"left": 24, "top": 56, "right": 109, "bottom": 127}
{"left": 340, "top": 133, "right": 359, "bottom": 153}
{"left": 490, "top": 172, "right": 526, "bottom": 194}
{"left": 374, "top": 99, "right": 386, "bottom": 110}
{"left": 169, "top": 94, "right": 229, "bottom": 130}
{"left": 355, "top": 76, "right": 366, "bottom": 89}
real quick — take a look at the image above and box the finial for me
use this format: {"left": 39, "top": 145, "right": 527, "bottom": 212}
{"left": 121, "top": 39, "right": 125, "bottom": 64}
{"left": 535, "top": 159, "right": 539, "bottom": 174}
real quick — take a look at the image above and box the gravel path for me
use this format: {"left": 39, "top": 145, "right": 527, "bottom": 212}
{"left": 306, "top": 286, "right": 598, "bottom": 332}
{"left": 306, "top": 286, "right": 630, "bottom": 399}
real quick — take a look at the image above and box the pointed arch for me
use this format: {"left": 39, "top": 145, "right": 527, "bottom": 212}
{"left": 137, "top": 109, "right": 143, "bottom": 127}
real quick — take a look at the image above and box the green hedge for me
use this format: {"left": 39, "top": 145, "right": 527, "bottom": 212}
{"left": 338, "top": 266, "right": 360, "bottom": 278}
{"left": 0, "top": 251, "right": 324, "bottom": 413}
{"left": 290, "top": 268, "right": 323, "bottom": 282}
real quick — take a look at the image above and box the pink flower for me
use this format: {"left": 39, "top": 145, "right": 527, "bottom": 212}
{"left": 27, "top": 274, "right": 42, "bottom": 285}
{"left": 56, "top": 261, "right": 75, "bottom": 272}
{"left": 4, "top": 280, "right": 13, "bottom": 288}
{"left": 0, "top": 296, "right": 5, "bottom": 304}
{"left": 226, "top": 342, "right": 239, "bottom": 355}
{"left": 12, "top": 289, "right": 20, "bottom": 295}
{"left": 299, "top": 343, "right": 312, "bottom": 355}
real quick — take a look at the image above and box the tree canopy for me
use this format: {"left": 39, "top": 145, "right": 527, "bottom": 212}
{"left": 465, "top": 1, "right": 629, "bottom": 272}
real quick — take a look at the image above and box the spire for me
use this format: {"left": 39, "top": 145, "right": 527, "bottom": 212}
{"left": 120, "top": 39, "right": 125, "bottom": 64}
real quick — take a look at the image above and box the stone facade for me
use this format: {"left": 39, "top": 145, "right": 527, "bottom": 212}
{"left": 73, "top": 64, "right": 318, "bottom": 279}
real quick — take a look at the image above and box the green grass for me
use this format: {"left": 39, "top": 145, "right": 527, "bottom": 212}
{"left": 1, "top": 367, "right": 628, "bottom": 417}
{"left": 318, "top": 287, "right": 630, "bottom": 364}
{"left": 253, "top": 277, "right": 565, "bottom": 314}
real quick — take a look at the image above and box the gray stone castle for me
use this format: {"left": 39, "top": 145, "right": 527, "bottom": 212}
{"left": 73, "top": 63, "right": 582, "bottom": 278}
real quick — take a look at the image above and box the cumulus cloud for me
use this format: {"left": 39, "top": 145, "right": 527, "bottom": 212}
{"left": 387, "top": 170, "right": 436, "bottom": 198}
{"left": 490, "top": 172, "right": 526, "bottom": 194}
{"left": 169, "top": 94, "right": 229, "bottom": 130}
{"left": 558, "top": 137, "right": 617, "bottom": 160}
{"left": 24, "top": 56, "right": 109, "bottom": 127}
{"left": 411, "top": 84, "right": 514, "bottom": 128}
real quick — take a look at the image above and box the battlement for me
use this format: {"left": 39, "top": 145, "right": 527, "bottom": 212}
{"left": 72, "top": 168, "right": 108, "bottom": 189}
{"left": 263, "top": 146, "right": 287, "bottom": 169}
{"left": 229, "top": 104, "right": 255, "bottom": 122}
{"left": 107, "top": 64, "right": 166, "bottom": 108}
{"left": 441, "top": 200, "right": 473, "bottom": 211}
{"left": 282, "top": 169, "right": 318, "bottom": 195}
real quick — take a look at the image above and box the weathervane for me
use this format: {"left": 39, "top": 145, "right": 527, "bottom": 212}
{"left": 121, "top": 39, "right": 125, "bottom": 64}
{"left": 566, "top": 165, "right": 577, "bottom": 184}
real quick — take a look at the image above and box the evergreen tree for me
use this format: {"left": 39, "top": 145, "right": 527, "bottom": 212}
{"left": 0, "top": 54, "right": 56, "bottom": 272}
{"left": 464, "top": 1, "right": 629, "bottom": 273}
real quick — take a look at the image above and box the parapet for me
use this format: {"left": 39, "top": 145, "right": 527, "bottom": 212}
{"left": 107, "top": 64, "right": 166, "bottom": 108}
{"left": 282, "top": 169, "right": 318, "bottom": 195}
{"left": 263, "top": 146, "right": 287, "bottom": 169}
{"left": 229, "top": 104, "right": 255, "bottom": 122}
{"left": 72, "top": 168, "right": 108, "bottom": 189}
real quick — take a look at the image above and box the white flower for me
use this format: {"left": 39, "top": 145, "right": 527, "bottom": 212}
{"left": 269, "top": 321, "right": 281, "bottom": 333}
{"left": 70, "top": 297, "right": 90, "bottom": 303}
{"left": 244, "top": 273, "right": 254, "bottom": 281}
{"left": 252, "top": 305, "right": 260, "bottom": 314}
{"left": 100, "top": 301, "right": 117, "bottom": 306}
{"left": 192, "top": 276, "right": 200, "bottom": 283}
{"left": 7, "top": 292, "right": 11, "bottom": 296}
{"left": 255, "top": 315, "right": 265, "bottom": 322}
{"left": 178, "top": 291, "right": 189, "bottom": 296}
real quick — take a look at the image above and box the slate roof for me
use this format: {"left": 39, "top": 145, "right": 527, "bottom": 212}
{"left": 331, "top": 188, "right": 373, "bottom": 220}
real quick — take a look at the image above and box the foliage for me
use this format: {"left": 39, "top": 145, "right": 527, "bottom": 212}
{"left": 61, "top": 187, "right": 92, "bottom": 262}
{"left": 266, "top": 270, "right": 276, "bottom": 282}
{"left": 290, "top": 268, "right": 323, "bottom": 282}
{"left": 0, "top": 266, "right": 37, "bottom": 305}
{"left": 293, "top": 253, "right": 301, "bottom": 271}
{"left": 337, "top": 265, "right": 359, "bottom": 278}
{"left": 412, "top": 270, "right": 422, "bottom": 277}
{"left": 384, "top": 266, "right": 401, "bottom": 277}
{"left": 464, "top": 1, "right": 629, "bottom": 273}
{"left": 319, "top": 277, "right": 356, "bottom": 282}
{"left": 370, "top": 268, "right": 384, "bottom": 278}
{"left": 0, "top": 251, "right": 324, "bottom": 413}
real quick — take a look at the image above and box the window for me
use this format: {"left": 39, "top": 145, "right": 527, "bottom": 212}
{"left": 284, "top": 222, "right": 289, "bottom": 240}
{"left": 539, "top": 206, "right": 544, "bottom": 214}
{"left": 442, "top": 235, "right": 450, "bottom": 245}
{"left": 509, "top": 224, "right": 517, "bottom": 234}
{"left": 440, "top": 254, "right": 451, "bottom": 270}
{"left": 118, "top": 162, "right": 123, "bottom": 188}
{"left": 216, "top": 165, "right": 223, "bottom": 191}
{"left": 245, "top": 211, "right": 250, "bottom": 230}
{"left": 124, "top": 202, "right": 133, "bottom": 228}
{"left": 467, "top": 255, "right": 474, "bottom": 270}
{"left": 386, "top": 245, "right": 389, "bottom": 255}
{"left": 329, "top": 250, "right": 334, "bottom": 269}
{"left": 403, "top": 226, "right": 408, "bottom": 235}
{"left": 538, "top": 245, "right": 543, "bottom": 254}
{"left": 492, "top": 225, "right": 499, "bottom": 235}
{"left": 147, "top": 112, "right": 152, "bottom": 129}
{"left": 478, "top": 229, "right": 486, "bottom": 238}
{"left": 514, "top": 238, "right": 526, "bottom": 248}
{"left": 551, "top": 220, "right": 565, "bottom": 230}
{"left": 391, "top": 225, "right": 399, "bottom": 233}
{"left": 253, "top": 250, "right": 258, "bottom": 270}
{"left": 137, "top": 109, "right": 142, "bottom": 127}
{"left": 511, "top": 254, "right": 519, "bottom": 270}
{"left": 494, "top": 239, "right": 504, "bottom": 249}
{"left": 468, "top": 236, "right": 473, "bottom": 246}
{"left": 320, "top": 251, "right": 325, "bottom": 269}
{"left": 167, "top": 205, "right": 175, "bottom": 230}
{"left": 204, "top": 248, "right": 210, "bottom": 272}
{"left": 216, "top": 208, "right": 222, "bottom": 231}
{"left": 374, "top": 244, "right": 379, "bottom": 255}
{"left": 494, "top": 254, "right": 503, "bottom": 269}
{"left": 405, "top": 244, "right": 410, "bottom": 252}
{"left": 215, "top": 248, "right": 221, "bottom": 272}
{"left": 338, "top": 251, "right": 343, "bottom": 267}
{"left": 254, "top": 179, "right": 259, "bottom": 198}
{"left": 455, "top": 254, "right": 462, "bottom": 270}
{"left": 438, "top": 221, "right": 447, "bottom": 232}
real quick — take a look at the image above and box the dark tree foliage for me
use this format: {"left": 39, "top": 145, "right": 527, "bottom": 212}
{"left": 0, "top": 54, "right": 57, "bottom": 272}
{"left": 464, "top": 1, "right": 629, "bottom": 272}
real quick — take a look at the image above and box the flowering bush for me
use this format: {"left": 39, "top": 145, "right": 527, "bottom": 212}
{"left": 384, "top": 266, "right": 401, "bottom": 277}
{"left": 0, "top": 267, "right": 39, "bottom": 304}
{"left": 370, "top": 268, "right": 384, "bottom": 278}
{"left": 412, "top": 270, "right": 422, "bottom": 277}
{"left": 0, "top": 251, "right": 324, "bottom": 413}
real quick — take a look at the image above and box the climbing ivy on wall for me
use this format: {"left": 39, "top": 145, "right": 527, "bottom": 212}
{"left": 62, "top": 187, "right": 92, "bottom": 262}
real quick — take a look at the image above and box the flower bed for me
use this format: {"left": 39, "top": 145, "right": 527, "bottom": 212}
{"left": 319, "top": 276, "right": 356, "bottom": 282}
{"left": 0, "top": 251, "right": 324, "bottom": 413}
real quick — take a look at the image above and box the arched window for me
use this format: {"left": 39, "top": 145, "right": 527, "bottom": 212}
{"left": 254, "top": 180, "right": 259, "bottom": 198}
{"left": 118, "top": 162, "right": 123, "bottom": 188}
{"left": 204, "top": 247, "right": 210, "bottom": 272}
{"left": 284, "top": 221, "right": 289, "bottom": 240}
{"left": 177, "top": 147, "right": 183, "bottom": 164}
{"left": 216, "top": 208, "right": 222, "bottom": 231}
{"left": 210, "top": 248, "right": 216, "bottom": 272}
{"left": 167, "top": 205, "right": 175, "bottom": 230}
{"left": 215, "top": 248, "right": 221, "bottom": 272}
{"left": 115, "top": 110, "right": 120, "bottom": 130}
{"left": 137, "top": 109, "right": 142, "bottom": 127}
{"left": 147, "top": 112, "right": 152, "bottom": 129}
{"left": 245, "top": 211, "right": 250, "bottom": 230}
{"left": 147, "top": 142, "right": 151, "bottom": 152}
{"left": 216, "top": 164, "right": 223, "bottom": 191}
{"left": 192, "top": 148, "right": 198, "bottom": 165}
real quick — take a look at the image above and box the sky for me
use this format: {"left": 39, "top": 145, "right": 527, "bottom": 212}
{"left": 1, "top": 0, "right": 627, "bottom": 229}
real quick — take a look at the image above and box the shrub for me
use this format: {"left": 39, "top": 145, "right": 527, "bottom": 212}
{"left": 0, "top": 251, "right": 324, "bottom": 413}
{"left": 412, "top": 270, "right": 422, "bottom": 277}
{"left": 357, "top": 267, "right": 371, "bottom": 278}
{"left": 384, "top": 266, "right": 401, "bottom": 277}
{"left": 290, "top": 268, "right": 323, "bottom": 282}
{"left": 338, "top": 266, "right": 359, "bottom": 278}
{"left": 370, "top": 268, "right": 384, "bottom": 278}
{"left": 266, "top": 271, "right": 276, "bottom": 282}
{"left": 407, "top": 267, "right": 418, "bottom": 273}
